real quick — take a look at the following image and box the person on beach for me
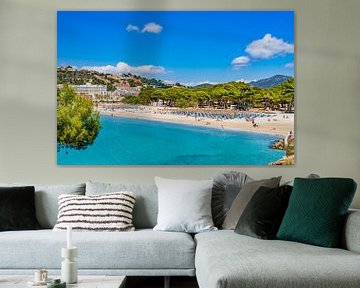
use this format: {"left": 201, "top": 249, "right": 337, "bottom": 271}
{"left": 285, "top": 130, "right": 294, "bottom": 146}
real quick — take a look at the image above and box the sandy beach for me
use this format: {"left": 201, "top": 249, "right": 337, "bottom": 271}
{"left": 97, "top": 105, "right": 294, "bottom": 138}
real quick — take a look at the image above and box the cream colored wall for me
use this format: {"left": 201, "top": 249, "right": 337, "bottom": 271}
{"left": 0, "top": 0, "right": 359, "bottom": 208}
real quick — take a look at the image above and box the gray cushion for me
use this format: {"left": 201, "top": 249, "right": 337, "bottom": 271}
{"left": 222, "top": 177, "right": 281, "bottom": 230}
{"left": 212, "top": 171, "right": 252, "bottom": 228}
{"left": 86, "top": 182, "right": 158, "bottom": 229}
{"left": 283, "top": 173, "right": 321, "bottom": 186}
{"left": 341, "top": 209, "right": 360, "bottom": 253}
{"left": 0, "top": 229, "right": 195, "bottom": 271}
{"left": 0, "top": 183, "right": 85, "bottom": 228}
{"left": 195, "top": 230, "right": 360, "bottom": 288}
{"left": 154, "top": 177, "right": 216, "bottom": 233}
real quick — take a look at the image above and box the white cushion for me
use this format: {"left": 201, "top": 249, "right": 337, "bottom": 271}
{"left": 153, "top": 177, "right": 217, "bottom": 233}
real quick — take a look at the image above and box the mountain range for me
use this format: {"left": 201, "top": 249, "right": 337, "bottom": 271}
{"left": 249, "top": 75, "right": 292, "bottom": 88}
{"left": 58, "top": 67, "right": 292, "bottom": 91}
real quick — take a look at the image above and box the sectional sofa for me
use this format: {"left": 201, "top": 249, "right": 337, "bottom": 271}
{"left": 0, "top": 180, "right": 359, "bottom": 288}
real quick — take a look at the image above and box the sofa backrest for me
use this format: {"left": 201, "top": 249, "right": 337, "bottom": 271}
{"left": 86, "top": 181, "right": 158, "bottom": 229}
{"left": 0, "top": 183, "right": 86, "bottom": 228}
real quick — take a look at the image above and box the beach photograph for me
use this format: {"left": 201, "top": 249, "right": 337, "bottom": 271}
{"left": 57, "top": 11, "right": 294, "bottom": 165}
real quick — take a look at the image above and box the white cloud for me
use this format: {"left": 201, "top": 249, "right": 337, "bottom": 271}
{"left": 182, "top": 80, "right": 219, "bottom": 87}
{"left": 245, "top": 33, "right": 294, "bottom": 59}
{"left": 126, "top": 22, "right": 163, "bottom": 34}
{"left": 236, "top": 78, "right": 254, "bottom": 84}
{"left": 141, "top": 22, "right": 163, "bottom": 34}
{"left": 231, "top": 56, "right": 250, "bottom": 69}
{"left": 81, "top": 61, "right": 166, "bottom": 75}
{"left": 126, "top": 24, "right": 139, "bottom": 32}
{"left": 285, "top": 62, "right": 294, "bottom": 68}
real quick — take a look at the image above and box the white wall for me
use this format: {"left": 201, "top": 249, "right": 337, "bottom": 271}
{"left": 0, "top": 0, "right": 359, "bottom": 208}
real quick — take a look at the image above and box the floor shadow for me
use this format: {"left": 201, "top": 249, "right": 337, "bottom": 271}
{"left": 126, "top": 276, "right": 199, "bottom": 288}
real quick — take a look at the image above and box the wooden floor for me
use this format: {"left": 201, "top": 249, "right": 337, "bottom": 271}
{"left": 126, "top": 276, "right": 199, "bottom": 288}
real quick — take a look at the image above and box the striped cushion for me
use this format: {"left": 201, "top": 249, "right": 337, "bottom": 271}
{"left": 53, "top": 192, "right": 136, "bottom": 232}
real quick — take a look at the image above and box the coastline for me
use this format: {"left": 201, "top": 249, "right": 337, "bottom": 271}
{"left": 97, "top": 105, "right": 294, "bottom": 138}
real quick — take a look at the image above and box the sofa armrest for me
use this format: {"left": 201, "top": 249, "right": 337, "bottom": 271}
{"left": 342, "top": 209, "right": 360, "bottom": 253}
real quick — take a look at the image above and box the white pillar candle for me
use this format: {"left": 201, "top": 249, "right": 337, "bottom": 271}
{"left": 67, "top": 225, "right": 72, "bottom": 249}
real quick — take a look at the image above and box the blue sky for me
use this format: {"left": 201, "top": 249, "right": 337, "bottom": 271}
{"left": 57, "top": 11, "right": 294, "bottom": 85}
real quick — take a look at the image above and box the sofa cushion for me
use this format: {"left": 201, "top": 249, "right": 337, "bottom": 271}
{"left": 53, "top": 192, "right": 136, "bottom": 232}
{"left": 195, "top": 230, "right": 360, "bottom": 288}
{"left": 277, "top": 178, "right": 357, "bottom": 247}
{"left": 222, "top": 177, "right": 281, "bottom": 230}
{"left": 0, "top": 229, "right": 195, "bottom": 271}
{"left": 282, "top": 173, "right": 320, "bottom": 186}
{"left": 0, "top": 186, "right": 40, "bottom": 231}
{"left": 154, "top": 177, "right": 216, "bottom": 233}
{"left": 342, "top": 209, "right": 360, "bottom": 253}
{"left": 0, "top": 183, "right": 85, "bottom": 229}
{"left": 212, "top": 171, "right": 251, "bottom": 228}
{"left": 234, "top": 185, "right": 292, "bottom": 239}
{"left": 86, "top": 182, "right": 158, "bottom": 229}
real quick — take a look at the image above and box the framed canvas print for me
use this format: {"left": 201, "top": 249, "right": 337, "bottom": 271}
{"left": 57, "top": 11, "right": 294, "bottom": 165}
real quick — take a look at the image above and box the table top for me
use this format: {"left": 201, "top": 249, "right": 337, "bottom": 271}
{"left": 0, "top": 275, "right": 126, "bottom": 288}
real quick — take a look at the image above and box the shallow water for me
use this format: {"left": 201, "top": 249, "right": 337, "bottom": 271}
{"left": 57, "top": 115, "right": 285, "bottom": 165}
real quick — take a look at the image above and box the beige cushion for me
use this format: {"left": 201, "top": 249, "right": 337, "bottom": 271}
{"left": 222, "top": 177, "right": 281, "bottom": 230}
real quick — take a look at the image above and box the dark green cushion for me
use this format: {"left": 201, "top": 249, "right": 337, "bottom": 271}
{"left": 0, "top": 186, "right": 41, "bottom": 231}
{"left": 277, "top": 178, "right": 357, "bottom": 247}
{"left": 235, "top": 185, "right": 292, "bottom": 239}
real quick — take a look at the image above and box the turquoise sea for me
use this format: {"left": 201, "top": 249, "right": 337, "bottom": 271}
{"left": 57, "top": 115, "right": 285, "bottom": 165}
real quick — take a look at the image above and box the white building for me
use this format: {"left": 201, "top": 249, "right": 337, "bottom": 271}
{"left": 113, "top": 85, "right": 141, "bottom": 97}
{"left": 57, "top": 83, "right": 107, "bottom": 95}
{"left": 74, "top": 83, "right": 107, "bottom": 95}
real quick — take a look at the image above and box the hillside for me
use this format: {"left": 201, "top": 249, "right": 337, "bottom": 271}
{"left": 249, "top": 75, "right": 291, "bottom": 88}
{"left": 193, "top": 83, "right": 214, "bottom": 88}
{"left": 57, "top": 66, "right": 173, "bottom": 91}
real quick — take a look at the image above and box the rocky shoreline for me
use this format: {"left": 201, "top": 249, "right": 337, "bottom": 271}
{"left": 270, "top": 137, "right": 295, "bottom": 165}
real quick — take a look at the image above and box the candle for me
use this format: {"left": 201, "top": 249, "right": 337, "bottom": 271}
{"left": 67, "top": 225, "right": 72, "bottom": 249}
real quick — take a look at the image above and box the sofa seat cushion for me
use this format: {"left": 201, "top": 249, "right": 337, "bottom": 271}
{"left": 0, "top": 229, "right": 195, "bottom": 270}
{"left": 195, "top": 230, "right": 360, "bottom": 288}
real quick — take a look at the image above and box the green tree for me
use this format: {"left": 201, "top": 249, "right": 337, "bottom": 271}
{"left": 278, "top": 78, "right": 294, "bottom": 111}
{"left": 107, "top": 83, "right": 116, "bottom": 92}
{"left": 211, "top": 85, "right": 228, "bottom": 108}
{"left": 136, "top": 87, "right": 155, "bottom": 104}
{"left": 194, "top": 90, "right": 209, "bottom": 108}
{"left": 257, "top": 89, "right": 279, "bottom": 110}
{"left": 57, "top": 85, "right": 101, "bottom": 150}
